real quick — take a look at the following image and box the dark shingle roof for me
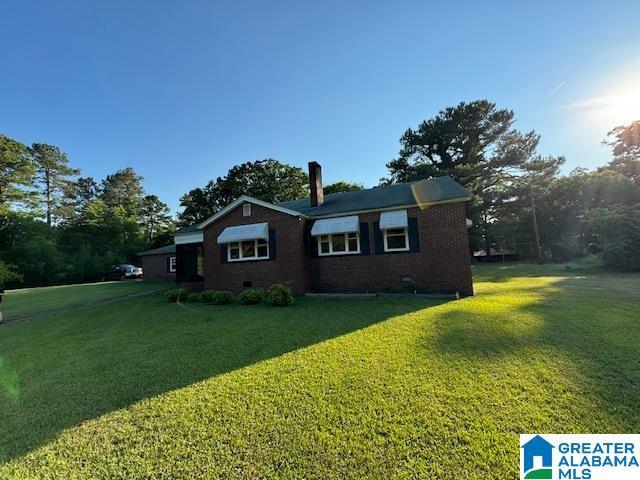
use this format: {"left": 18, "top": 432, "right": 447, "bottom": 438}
{"left": 137, "top": 244, "right": 176, "bottom": 256}
{"left": 278, "top": 176, "right": 471, "bottom": 217}
{"left": 174, "top": 224, "right": 201, "bottom": 235}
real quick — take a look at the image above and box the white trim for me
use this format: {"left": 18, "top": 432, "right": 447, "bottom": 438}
{"left": 318, "top": 232, "right": 361, "bottom": 256}
{"left": 227, "top": 238, "right": 269, "bottom": 262}
{"left": 383, "top": 227, "right": 410, "bottom": 252}
{"left": 168, "top": 256, "right": 177, "bottom": 273}
{"left": 174, "top": 231, "right": 204, "bottom": 244}
{"left": 198, "top": 195, "right": 306, "bottom": 229}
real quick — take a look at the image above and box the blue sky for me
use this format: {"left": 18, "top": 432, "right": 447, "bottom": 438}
{"left": 1, "top": 1, "right": 639, "bottom": 213}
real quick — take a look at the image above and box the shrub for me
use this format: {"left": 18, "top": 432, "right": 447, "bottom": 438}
{"left": 165, "top": 288, "right": 188, "bottom": 303}
{"left": 200, "top": 290, "right": 216, "bottom": 303}
{"left": 211, "top": 290, "right": 233, "bottom": 305}
{"left": 267, "top": 283, "right": 293, "bottom": 306}
{"left": 186, "top": 292, "right": 202, "bottom": 303}
{"left": 239, "top": 288, "right": 263, "bottom": 305}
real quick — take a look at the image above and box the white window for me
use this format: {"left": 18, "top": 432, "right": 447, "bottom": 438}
{"left": 384, "top": 227, "right": 409, "bottom": 252}
{"left": 318, "top": 232, "right": 360, "bottom": 256}
{"left": 228, "top": 238, "right": 269, "bottom": 261}
{"left": 168, "top": 256, "right": 177, "bottom": 272}
{"left": 242, "top": 203, "right": 251, "bottom": 217}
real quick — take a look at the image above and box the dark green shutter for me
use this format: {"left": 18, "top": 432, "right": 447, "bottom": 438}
{"left": 220, "top": 244, "right": 228, "bottom": 264}
{"left": 309, "top": 233, "right": 318, "bottom": 258}
{"left": 166, "top": 257, "right": 171, "bottom": 273}
{"left": 373, "top": 221, "right": 383, "bottom": 255}
{"left": 408, "top": 217, "right": 420, "bottom": 252}
{"left": 268, "top": 229, "right": 276, "bottom": 260}
{"left": 359, "top": 222, "right": 370, "bottom": 255}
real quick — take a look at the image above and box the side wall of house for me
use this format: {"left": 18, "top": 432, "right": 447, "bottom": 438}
{"left": 309, "top": 202, "right": 473, "bottom": 296}
{"left": 141, "top": 254, "right": 176, "bottom": 282}
{"left": 202, "top": 203, "right": 309, "bottom": 294}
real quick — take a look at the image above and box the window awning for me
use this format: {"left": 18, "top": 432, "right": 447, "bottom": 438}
{"left": 311, "top": 215, "right": 359, "bottom": 236}
{"left": 379, "top": 209, "right": 408, "bottom": 229}
{"left": 217, "top": 222, "right": 268, "bottom": 244}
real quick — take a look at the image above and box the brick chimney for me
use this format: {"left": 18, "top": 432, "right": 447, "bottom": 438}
{"left": 308, "top": 161, "right": 324, "bottom": 207}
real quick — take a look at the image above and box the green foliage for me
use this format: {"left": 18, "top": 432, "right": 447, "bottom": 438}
{"left": 239, "top": 288, "right": 263, "bottom": 305}
{"left": 30, "top": 143, "right": 79, "bottom": 226}
{"left": 323, "top": 181, "right": 364, "bottom": 195}
{"left": 0, "top": 261, "right": 22, "bottom": 288}
{"left": 0, "top": 134, "right": 36, "bottom": 216}
{"left": 165, "top": 288, "right": 188, "bottom": 302}
{"left": 186, "top": 292, "right": 202, "bottom": 303}
{"left": 178, "top": 159, "right": 308, "bottom": 224}
{"left": 584, "top": 204, "right": 640, "bottom": 271}
{"left": 139, "top": 195, "right": 173, "bottom": 243}
{"left": 211, "top": 290, "right": 233, "bottom": 305}
{"left": 267, "top": 283, "right": 293, "bottom": 306}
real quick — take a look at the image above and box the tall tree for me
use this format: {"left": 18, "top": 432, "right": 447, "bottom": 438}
{"left": 384, "top": 100, "right": 541, "bottom": 254}
{"left": 100, "top": 167, "right": 144, "bottom": 217}
{"left": 30, "top": 143, "right": 79, "bottom": 226}
{"left": 179, "top": 159, "right": 308, "bottom": 224}
{"left": 323, "top": 181, "right": 365, "bottom": 195}
{"left": 139, "top": 195, "right": 173, "bottom": 243}
{"left": 603, "top": 120, "right": 640, "bottom": 186}
{"left": 0, "top": 134, "right": 36, "bottom": 216}
{"left": 61, "top": 176, "right": 100, "bottom": 219}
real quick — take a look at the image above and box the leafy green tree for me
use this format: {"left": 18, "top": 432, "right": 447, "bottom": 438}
{"left": 585, "top": 203, "right": 640, "bottom": 271}
{"left": 603, "top": 120, "right": 640, "bottom": 186}
{"left": 179, "top": 159, "right": 308, "bottom": 224}
{"left": 100, "top": 167, "right": 145, "bottom": 217}
{"left": 323, "top": 181, "right": 365, "bottom": 195}
{"left": 139, "top": 195, "right": 174, "bottom": 243}
{"left": 61, "top": 176, "right": 100, "bottom": 220}
{"left": 0, "top": 134, "right": 36, "bottom": 216}
{"left": 30, "top": 143, "right": 80, "bottom": 226}
{"left": 384, "top": 100, "right": 540, "bottom": 254}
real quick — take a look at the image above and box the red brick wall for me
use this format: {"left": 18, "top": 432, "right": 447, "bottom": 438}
{"left": 201, "top": 201, "right": 473, "bottom": 297}
{"left": 141, "top": 254, "right": 176, "bottom": 282}
{"left": 309, "top": 203, "right": 473, "bottom": 296}
{"left": 202, "top": 203, "right": 309, "bottom": 294}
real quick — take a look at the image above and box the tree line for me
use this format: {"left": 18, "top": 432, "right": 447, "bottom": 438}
{"left": 0, "top": 137, "right": 173, "bottom": 287}
{"left": 2, "top": 99, "right": 639, "bottom": 287}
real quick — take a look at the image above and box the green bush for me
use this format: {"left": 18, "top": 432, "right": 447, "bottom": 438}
{"left": 584, "top": 204, "right": 640, "bottom": 271}
{"left": 211, "top": 290, "right": 233, "bottom": 305}
{"left": 165, "top": 288, "right": 188, "bottom": 303}
{"left": 267, "top": 283, "right": 293, "bottom": 306}
{"left": 186, "top": 292, "right": 202, "bottom": 303}
{"left": 239, "top": 288, "right": 263, "bottom": 305}
{"left": 200, "top": 290, "right": 216, "bottom": 303}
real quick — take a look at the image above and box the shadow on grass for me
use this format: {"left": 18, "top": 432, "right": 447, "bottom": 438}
{"left": 0, "top": 294, "right": 443, "bottom": 463}
{"left": 432, "top": 274, "right": 640, "bottom": 427}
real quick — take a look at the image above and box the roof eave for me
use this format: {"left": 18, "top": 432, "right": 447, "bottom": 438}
{"left": 197, "top": 195, "right": 307, "bottom": 229}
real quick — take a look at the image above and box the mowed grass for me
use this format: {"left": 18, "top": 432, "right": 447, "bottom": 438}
{"left": 3, "top": 280, "right": 167, "bottom": 319}
{"left": 1, "top": 264, "right": 639, "bottom": 479}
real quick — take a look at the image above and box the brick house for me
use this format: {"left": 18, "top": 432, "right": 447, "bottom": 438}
{"left": 173, "top": 162, "right": 473, "bottom": 296}
{"left": 138, "top": 244, "right": 176, "bottom": 282}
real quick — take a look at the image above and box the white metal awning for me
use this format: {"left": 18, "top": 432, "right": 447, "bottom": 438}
{"left": 311, "top": 215, "right": 359, "bottom": 236}
{"left": 217, "top": 222, "right": 269, "bottom": 244}
{"left": 379, "top": 209, "right": 408, "bottom": 230}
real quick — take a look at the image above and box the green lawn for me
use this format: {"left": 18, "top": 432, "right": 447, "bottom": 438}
{"left": 1, "top": 264, "right": 639, "bottom": 479}
{"left": 2, "top": 280, "right": 168, "bottom": 319}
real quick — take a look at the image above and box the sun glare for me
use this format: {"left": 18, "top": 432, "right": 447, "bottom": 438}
{"left": 605, "top": 87, "right": 640, "bottom": 125}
